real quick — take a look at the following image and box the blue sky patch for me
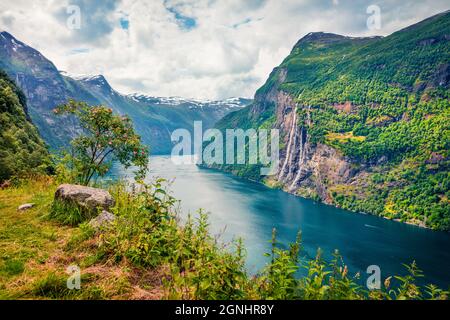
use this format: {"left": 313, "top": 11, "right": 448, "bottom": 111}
{"left": 55, "top": 0, "right": 118, "bottom": 43}
{"left": 164, "top": 1, "right": 197, "bottom": 30}
{"left": 120, "top": 17, "right": 130, "bottom": 30}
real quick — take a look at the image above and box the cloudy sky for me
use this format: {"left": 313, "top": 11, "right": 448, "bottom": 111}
{"left": 0, "top": 0, "right": 448, "bottom": 99}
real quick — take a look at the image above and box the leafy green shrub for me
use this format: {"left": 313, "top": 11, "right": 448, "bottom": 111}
{"left": 254, "top": 233, "right": 448, "bottom": 300}
{"left": 98, "top": 180, "right": 248, "bottom": 299}
{"left": 54, "top": 100, "right": 149, "bottom": 186}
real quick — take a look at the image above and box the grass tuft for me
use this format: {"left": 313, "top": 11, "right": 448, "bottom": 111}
{"left": 49, "top": 199, "right": 97, "bottom": 226}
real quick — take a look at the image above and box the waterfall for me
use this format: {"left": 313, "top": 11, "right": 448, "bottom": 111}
{"left": 290, "top": 129, "right": 306, "bottom": 189}
{"left": 285, "top": 116, "right": 298, "bottom": 181}
{"left": 278, "top": 106, "right": 298, "bottom": 181}
{"left": 290, "top": 106, "right": 311, "bottom": 189}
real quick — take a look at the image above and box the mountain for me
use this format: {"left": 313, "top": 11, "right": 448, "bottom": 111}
{"left": 212, "top": 11, "right": 450, "bottom": 230}
{"left": 0, "top": 31, "right": 251, "bottom": 153}
{"left": 0, "top": 31, "right": 99, "bottom": 150}
{"left": 73, "top": 74, "right": 251, "bottom": 153}
{"left": 0, "top": 70, "right": 50, "bottom": 182}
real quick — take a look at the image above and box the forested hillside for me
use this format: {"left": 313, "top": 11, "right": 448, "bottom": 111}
{"left": 0, "top": 70, "right": 50, "bottom": 182}
{"left": 213, "top": 11, "right": 450, "bottom": 230}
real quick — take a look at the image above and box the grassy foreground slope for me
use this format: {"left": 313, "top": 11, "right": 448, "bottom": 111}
{"left": 0, "top": 178, "right": 447, "bottom": 300}
{"left": 0, "top": 178, "right": 142, "bottom": 299}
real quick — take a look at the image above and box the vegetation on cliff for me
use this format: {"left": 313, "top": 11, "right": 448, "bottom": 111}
{"left": 0, "top": 70, "right": 51, "bottom": 183}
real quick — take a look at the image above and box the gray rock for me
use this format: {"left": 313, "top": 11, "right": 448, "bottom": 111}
{"left": 89, "top": 210, "right": 116, "bottom": 230}
{"left": 18, "top": 203, "right": 35, "bottom": 211}
{"left": 54, "top": 184, "right": 115, "bottom": 212}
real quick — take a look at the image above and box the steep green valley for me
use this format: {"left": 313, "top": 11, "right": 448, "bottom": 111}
{"left": 212, "top": 11, "right": 450, "bottom": 230}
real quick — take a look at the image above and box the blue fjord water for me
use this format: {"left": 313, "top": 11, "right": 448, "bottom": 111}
{"left": 111, "top": 156, "right": 450, "bottom": 288}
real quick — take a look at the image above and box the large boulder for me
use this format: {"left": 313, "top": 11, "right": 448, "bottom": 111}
{"left": 54, "top": 184, "right": 115, "bottom": 212}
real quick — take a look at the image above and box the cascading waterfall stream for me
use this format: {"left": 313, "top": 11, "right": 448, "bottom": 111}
{"left": 278, "top": 106, "right": 298, "bottom": 181}
{"left": 286, "top": 119, "right": 299, "bottom": 181}
{"left": 290, "top": 105, "right": 311, "bottom": 190}
{"left": 290, "top": 129, "right": 306, "bottom": 190}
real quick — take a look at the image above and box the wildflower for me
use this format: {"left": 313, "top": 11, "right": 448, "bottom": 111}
{"left": 384, "top": 276, "right": 392, "bottom": 289}
{"left": 342, "top": 265, "right": 348, "bottom": 277}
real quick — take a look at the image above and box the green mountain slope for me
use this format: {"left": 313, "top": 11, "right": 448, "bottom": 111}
{"left": 0, "top": 70, "right": 50, "bottom": 182}
{"left": 213, "top": 11, "right": 450, "bottom": 230}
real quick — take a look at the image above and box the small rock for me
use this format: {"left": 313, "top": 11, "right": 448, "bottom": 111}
{"left": 89, "top": 210, "right": 116, "bottom": 230}
{"left": 18, "top": 203, "right": 35, "bottom": 211}
{"left": 54, "top": 184, "right": 115, "bottom": 212}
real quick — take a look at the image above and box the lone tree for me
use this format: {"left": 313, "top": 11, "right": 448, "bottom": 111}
{"left": 54, "top": 100, "right": 149, "bottom": 185}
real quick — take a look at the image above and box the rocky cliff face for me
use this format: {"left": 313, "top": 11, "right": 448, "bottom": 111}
{"left": 244, "top": 57, "right": 357, "bottom": 202}
{"left": 264, "top": 84, "right": 357, "bottom": 204}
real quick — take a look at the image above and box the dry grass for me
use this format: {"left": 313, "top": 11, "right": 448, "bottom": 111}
{"left": 0, "top": 177, "right": 164, "bottom": 300}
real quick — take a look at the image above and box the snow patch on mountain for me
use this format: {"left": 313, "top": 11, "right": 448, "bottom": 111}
{"left": 127, "top": 93, "right": 249, "bottom": 109}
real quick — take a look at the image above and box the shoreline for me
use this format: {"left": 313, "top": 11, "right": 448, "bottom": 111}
{"left": 196, "top": 162, "right": 445, "bottom": 233}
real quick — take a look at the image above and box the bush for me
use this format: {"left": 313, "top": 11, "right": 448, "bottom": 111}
{"left": 54, "top": 100, "right": 149, "bottom": 186}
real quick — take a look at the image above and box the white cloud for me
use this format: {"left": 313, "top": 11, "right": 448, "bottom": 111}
{"left": 0, "top": 0, "right": 449, "bottom": 99}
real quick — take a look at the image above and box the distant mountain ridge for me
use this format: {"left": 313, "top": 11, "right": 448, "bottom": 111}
{"left": 0, "top": 31, "right": 251, "bottom": 153}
